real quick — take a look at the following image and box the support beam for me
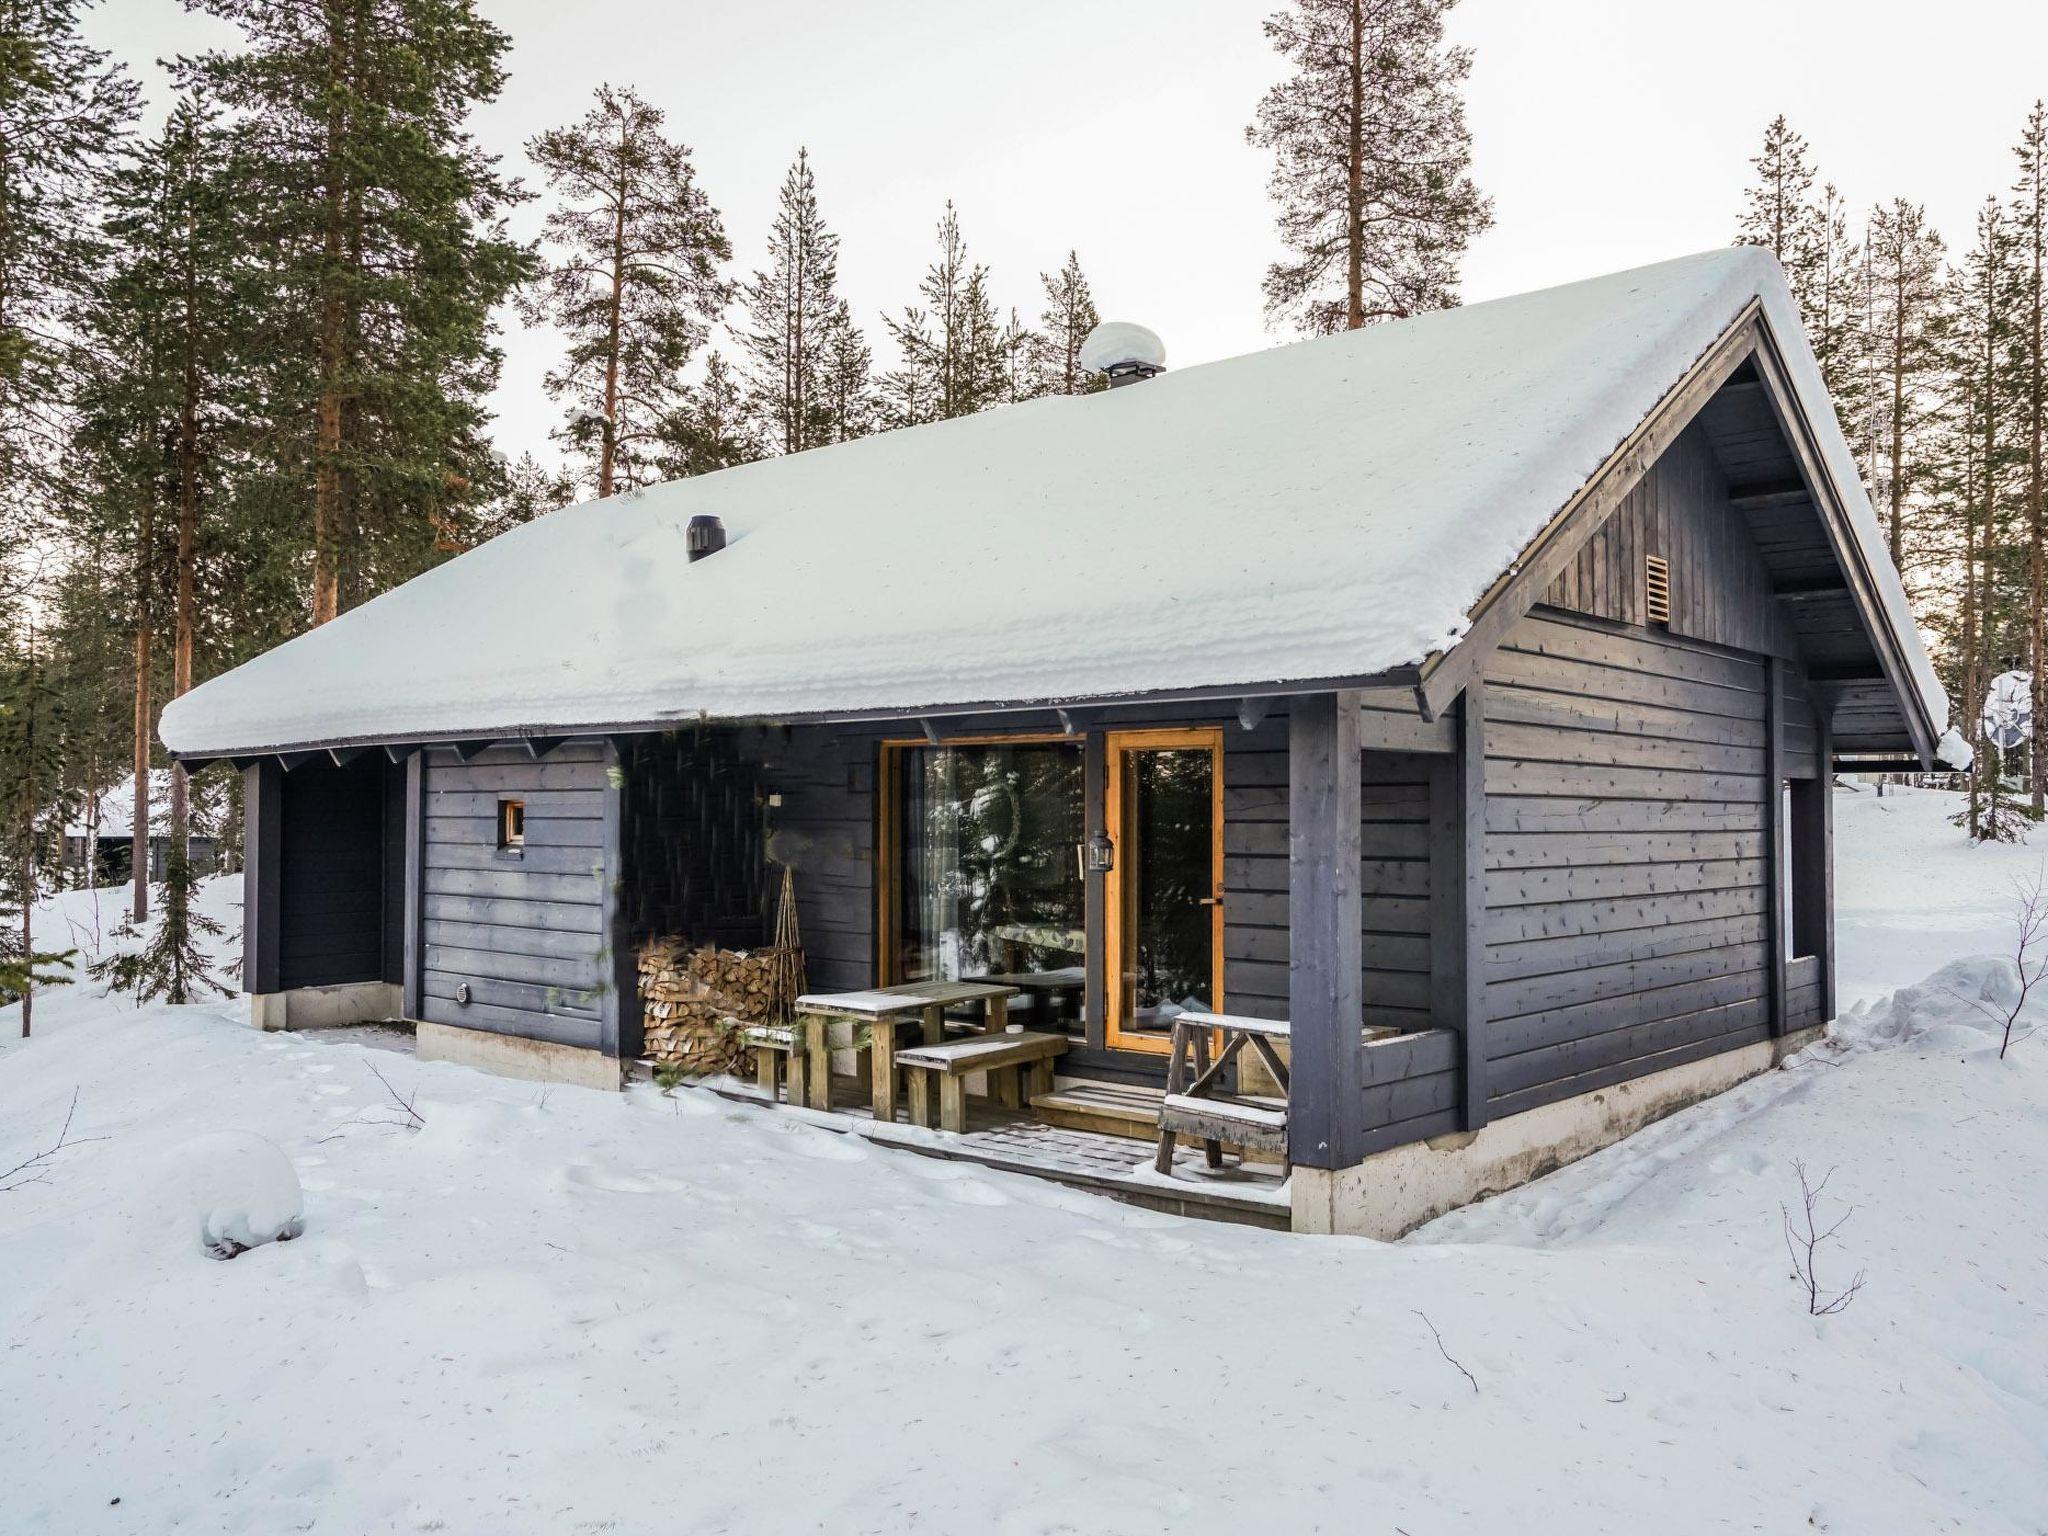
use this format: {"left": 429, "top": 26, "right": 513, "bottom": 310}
{"left": 242, "top": 760, "right": 282, "bottom": 995}
{"left": 1791, "top": 710, "right": 1835, "bottom": 1021}
{"left": 400, "top": 751, "right": 425, "bottom": 1020}
{"left": 451, "top": 739, "right": 493, "bottom": 762}
{"left": 597, "top": 739, "right": 641, "bottom": 1061}
{"left": 521, "top": 736, "right": 564, "bottom": 760}
{"left": 1287, "top": 690, "right": 1365, "bottom": 1170}
{"left": 1430, "top": 684, "right": 1488, "bottom": 1131}
{"left": 1765, "top": 659, "right": 1788, "bottom": 1036}
{"left": 1806, "top": 664, "right": 1887, "bottom": 683}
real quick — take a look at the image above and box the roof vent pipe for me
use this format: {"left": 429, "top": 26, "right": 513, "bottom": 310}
{"left": 1080, "top": 321, "right": 1166, "bottom": 387}
{"left": 686, "top": 514, "right": 726, "bottom": 562}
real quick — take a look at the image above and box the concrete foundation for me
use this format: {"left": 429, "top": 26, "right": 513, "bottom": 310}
{"left": 1293, "top": 1025, "right": 1828, "bottom": 1238}
{"left": 415, "top": 1019, "right": 623, "bottom": 1092}
{"left": 248, "top": 981, "right": 403, "bottom": 1032}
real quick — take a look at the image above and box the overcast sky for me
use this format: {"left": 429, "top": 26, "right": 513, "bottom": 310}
{"left": 86, "top": 0, "right": 2048, "bottom": 466}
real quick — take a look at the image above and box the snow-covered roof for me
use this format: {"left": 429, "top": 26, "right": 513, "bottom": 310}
{"left": 160, "top": 247, "right": 1951, "bottom": 757}
{"left": 62, "top": 771, "right": 206, "bottom": 841}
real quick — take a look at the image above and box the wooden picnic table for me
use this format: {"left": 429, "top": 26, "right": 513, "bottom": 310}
{"left": 978, "top": 966, "right": 1086, "bottom": 1025}
{"left": 794, "top": 980, "right": 1021, "bottom": 1121}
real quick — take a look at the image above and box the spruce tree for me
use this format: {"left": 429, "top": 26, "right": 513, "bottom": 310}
{"left": 659, "top": 352, "right": 759, "bottom": 480}
{"left": 1863, "top": 199, "right": 1948, "bottom": 582}
{"left": 817, "top": 304, "right": 876, "bottom": 443}
{"left": 523, "top": 84, "right": 731, "bottom": 497}
{"left": 1811, "top": 183, "right": 1866, "bottom": 414}
{"left": 179, "top": 0, "right": 531, "bottom": 626}
{"left": 884, "top": 202, "right": 1008, "bottom": 424}
{"left": 742, "top": 148, "right": 852, "bottom": 455}
{"left": 1735, "top": 115, "right": 1822, "bottom": 306}
{"left": 0, "top": 0, "right": 134, "bottom": 603}
{"left": 1029, "top": 251, "right": 1105, "bottom": 398}
{"left": 1247, "top": 0, "right": 1491, "bottom": 334}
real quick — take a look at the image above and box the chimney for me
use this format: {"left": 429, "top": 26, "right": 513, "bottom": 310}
{"left": 1080, "top": 321, "right": 1166, "bottom": 388}
{"left": 686, "top": 514, "right": 726, "bottom": 562}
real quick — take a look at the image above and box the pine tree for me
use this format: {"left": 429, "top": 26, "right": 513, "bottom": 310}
{"left": 1942, "top": 202, "right": 2025, "bottom": 837}
{"left": 1247, "top": 0, "right": 1492, "bottom": 334}
{"left": 1735, "top": 115, "right": 1822, "bottom": 306}
{"left": 0, "top": 0, "right": 135, "bottom": 603}
{"left": 1864, "top": 199, "right": 1948, "bottom": 582}
{"left": 523, "top": 84, "right": 731, "bottom": 497}
{"left": 742, "top": 149, "right": 854, "bottom": 455}
{"left": 2011, "top": 102, "right": 2048, "bottom": 813}
{"left": 1811, "top": 184, "right": 1866, "bottom": 414}
{"left": 179, "top": 0, "right": 531, "bottom": 626}
{"left": 0, "top": 628, "right": 79, "bottom": 1034}
{"left": 1028, "top": 251, "right": 1105, "bottom": 398}
{"left": 658, "top": 351, "right": 759, "bottom": 481}
{"left": 884, "top": 202, "right": 1008, "bottom": 423}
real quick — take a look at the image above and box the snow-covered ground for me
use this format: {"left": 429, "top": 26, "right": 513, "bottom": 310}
{"left": 1, "top": 786, "right": 2043, "bottom": 1534}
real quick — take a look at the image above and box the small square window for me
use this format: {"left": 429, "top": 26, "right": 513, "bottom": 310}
{"left": 498, "top": 798, "right": 526, "bottom": 850}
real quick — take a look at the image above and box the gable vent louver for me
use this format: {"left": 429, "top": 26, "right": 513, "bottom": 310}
{"left": 1645, "top": 554, "right": 1672, "bottom": 626}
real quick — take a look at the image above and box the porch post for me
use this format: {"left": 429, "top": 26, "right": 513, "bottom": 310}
{"left": 598, "top": 737, "right": 642, "bottom": 1060}
{"left": 242, "top": 759, "right": 281, "bottom": 997}
{"left": 1765, "top": 658, "right": 1787, "bottom": 1036}
{"left": 1288, "top": 690, "right": 1365, "bottom": 1169}
{"left": 1430, "top": 682, "right": 1488, "bottom": 1131}
{"left": 400, "top": 750, "right": 425, "bottom": 1021}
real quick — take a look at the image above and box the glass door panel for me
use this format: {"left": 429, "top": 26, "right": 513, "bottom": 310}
{"left": 1106, "top": 729, "right": 1223, "bottom": 1053}
{"left": 886, "top": 739, "right": 1087, "bottom": 1033}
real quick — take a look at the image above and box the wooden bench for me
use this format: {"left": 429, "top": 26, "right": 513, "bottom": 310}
{"left": 743, "top": 1022, "right": 812, "bottom": 1107}
{"left": 1154, "top": 1013, "right": 1291, "bottom": 1177}
{"left": 895, "top": 1031, "right": 1068, "bottom": 1133}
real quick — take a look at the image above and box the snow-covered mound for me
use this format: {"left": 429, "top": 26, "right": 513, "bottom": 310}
{"left": 1831, "top": 955, "right": 2033, "bottom": 1056}
{"left": 151, "top": 1131, "right": 305, "bottom": 1260}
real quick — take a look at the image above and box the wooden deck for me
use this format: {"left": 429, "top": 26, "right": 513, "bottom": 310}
{"left": 636, "top": 1064, "right": 1292, "bottom": 1230}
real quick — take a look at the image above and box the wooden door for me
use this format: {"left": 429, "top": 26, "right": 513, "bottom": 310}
{"left": 1104, "top": 728, "right": 1225, "bottom": 1054}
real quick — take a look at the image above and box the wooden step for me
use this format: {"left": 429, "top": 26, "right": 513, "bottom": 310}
{"left": 1030, "top": 1079, "right": 1166, "bottom": 1141}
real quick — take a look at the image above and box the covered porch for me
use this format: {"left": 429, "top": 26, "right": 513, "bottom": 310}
{"left": 611, "top": 685, "right": 1477, "bottom": 1228}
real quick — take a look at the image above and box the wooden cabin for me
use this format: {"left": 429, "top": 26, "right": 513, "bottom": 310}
{"left": 161, "top": 250, "right": 1960, "bottom": 1236}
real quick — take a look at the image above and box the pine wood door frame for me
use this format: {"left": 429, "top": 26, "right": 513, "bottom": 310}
{"left": 1103, "top": 727, "right": 1226, "bottom": 1055}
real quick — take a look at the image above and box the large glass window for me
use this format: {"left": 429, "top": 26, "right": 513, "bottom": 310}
{"left": 890, "top": 742, "right": 1086, "bottom": 998}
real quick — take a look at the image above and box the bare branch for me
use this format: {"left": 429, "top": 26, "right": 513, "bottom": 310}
{"left": 1412, "top": 1309, "right": 1478, "bottom": 1393}
{"left": 1781, "top": 1160, "right": 1866, "bottom": 1316}
{"left": 0, "top": 1088, "right": 106, "bottom": 1192}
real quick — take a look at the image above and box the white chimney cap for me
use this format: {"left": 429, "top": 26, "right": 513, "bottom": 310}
{"left": 1080, "top": 320, "right": 1166, "bottom": 377}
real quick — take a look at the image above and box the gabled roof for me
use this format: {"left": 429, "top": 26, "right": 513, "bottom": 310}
{"left": 160, "top": 247, "right": 1952, "bottom": 760}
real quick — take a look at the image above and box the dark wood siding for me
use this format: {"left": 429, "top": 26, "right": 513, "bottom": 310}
{"left": 418, "top": 743, "right": 609, "bottom": 1048}
{"left": 1544, "top": 421, "right": 1798, "bottom": 661}
{"left": 1479, "top": 611, "right": 1775, "bottom": 1119}
{"left": 1215, "top": 723, "right": 1434, "bottom": 1034}
{"left": 744, "top": 725, "right": 876, "bottom": 995}
{"left": 277, "top": 759, "right": 389, "bottom": 991}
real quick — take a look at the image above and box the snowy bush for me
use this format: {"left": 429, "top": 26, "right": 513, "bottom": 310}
{"left": 152, "top": 1131, "right": 305, "bottom": 1260}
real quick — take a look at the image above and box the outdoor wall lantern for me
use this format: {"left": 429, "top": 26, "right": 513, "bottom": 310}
{"left": 1085, "top": 829, "right": 1115, "bottom": 874}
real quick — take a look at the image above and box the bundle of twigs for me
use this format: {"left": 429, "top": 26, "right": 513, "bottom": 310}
{"left": 763, "top": 865, "right": 808, "bottom": 1025}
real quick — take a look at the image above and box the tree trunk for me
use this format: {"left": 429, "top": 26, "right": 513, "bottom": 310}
{"left": 311, "top": 5, "right": 349, "bottom": 626}
{"left": 170, "top": 189, "right": 201, "bottom": 912}
{"left": 1344, "top": 0, "right": 1365, "bottom": 331}
{"left": 2030, "top": 182, "right": 2046, "bottom": 816}
{"left": 130, "top": 439, "right": 154, "bottom": 925}
{"left": 598, "top": 120, "right": 628, "bottom": 499}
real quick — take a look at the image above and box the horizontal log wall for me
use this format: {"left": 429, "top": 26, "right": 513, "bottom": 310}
{"left": 418, "top": 743, "right": 610, "bottom": 1049}
{"left": 1480, "top": 611, "right": 1782, "bottom": 1118}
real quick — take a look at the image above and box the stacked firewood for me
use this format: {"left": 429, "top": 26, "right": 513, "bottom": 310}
{"left": 638, "top": 942, "right": 779, "bottom": 1075}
